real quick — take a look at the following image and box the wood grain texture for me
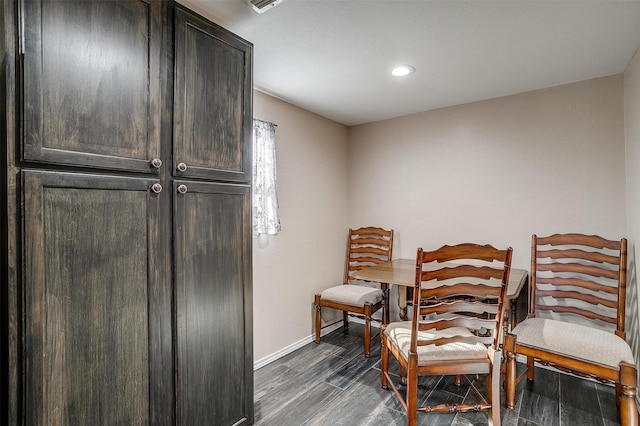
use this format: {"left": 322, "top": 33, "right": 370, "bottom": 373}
{"left": 5, "top": 2, "right": 254, "bottom": 425}
{"left": 1, "top": 1, "right": 19, "bottom": 424}
{"left": 21, "top": 0, "right": 162, "bottom": 172}
{"left": 173, "top": 6, "right": 252, "bottom": 183}
{"left": 22, "top": 170, "right": 159, "bottom": 425}
{"left": 174, "top": 181, "right": 253, "bottom": 425}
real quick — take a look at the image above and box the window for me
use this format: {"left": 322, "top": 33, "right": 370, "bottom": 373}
{"left": 252, "top": 119, "right": 281, "bottom": 235}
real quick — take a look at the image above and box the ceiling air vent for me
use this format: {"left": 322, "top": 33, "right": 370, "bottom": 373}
{"left": 250, "top": 0, "right": 283, "bottom": 14}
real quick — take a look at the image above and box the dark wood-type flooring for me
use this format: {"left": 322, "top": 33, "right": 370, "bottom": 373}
{"left": 254, "top": 323, "right": 622, "bottom": 425}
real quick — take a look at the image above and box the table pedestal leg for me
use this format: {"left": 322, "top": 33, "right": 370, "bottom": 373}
{"left": 382, "top": 283, "right": 389, "bottom": 324}
{"left": 399, "top": 287, "right": 409, "bottom": 321}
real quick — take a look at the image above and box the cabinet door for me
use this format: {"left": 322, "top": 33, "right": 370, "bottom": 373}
{"left": 173, "top": 8, "right": 252, "bottom": 183}
{"left": 21, "top": 170, "right": 167, "bottom": 424}
{"left": 21, "top": 0, "right": 162, "bottom": 172}
{"left": 173, "top": 181, "right": 253, "bottom": 425}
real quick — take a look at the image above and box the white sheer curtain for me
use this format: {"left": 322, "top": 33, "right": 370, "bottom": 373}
{"left": 252, "top": 119, "right": 281, "bottom": 235}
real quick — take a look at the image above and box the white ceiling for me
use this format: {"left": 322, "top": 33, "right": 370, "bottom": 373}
{"left": 183, "top": 0, "right": 640, "bottom": 126}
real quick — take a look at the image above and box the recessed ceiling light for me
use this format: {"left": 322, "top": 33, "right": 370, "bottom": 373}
{"left": 391, "top": 64, "right": 415, "bottom": 77}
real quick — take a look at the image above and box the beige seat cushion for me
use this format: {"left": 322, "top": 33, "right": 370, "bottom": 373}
{"left": 320, "top": 285, "right": 383, "bottom": 307}
{"left": 511, "top": 317, "right": 635, "bottom": 368}
{"left": 384, "top": 321, "right": 488, "bottom": 366}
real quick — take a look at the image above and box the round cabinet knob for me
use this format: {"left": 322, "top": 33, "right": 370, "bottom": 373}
{"left": 150, "top": 183, "right": 163, "bottom": 194}
{"left": 150, "top": 158, "right": 162, "bottom": 169}
{"left": 177, "top": 184, "right": 188, "bottom": 194}
{"left": 176, "top": 162, "right": 187, "bottom": 173}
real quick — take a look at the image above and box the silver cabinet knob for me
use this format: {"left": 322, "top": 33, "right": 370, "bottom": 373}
{"left": 177, "top": 184, "right": 188, "bottom": 194}
{"left": 150, "top": 158, "right": 162, "bottom": 169}
{"left": 176, "top": 162, "right": 187, "bottom": 172}
{"left": 150, "top": 183, "right": 163, "bottom": 194}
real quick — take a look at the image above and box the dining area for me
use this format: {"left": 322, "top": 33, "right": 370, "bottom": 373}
{"left": 245, "top": 59, "right": 640, "bottom": 425}
{"left": 309, "top": 227, "right": 637, "bottom": 426}
{"left": 245, "top": 68, "right": 640, "bottom": 425}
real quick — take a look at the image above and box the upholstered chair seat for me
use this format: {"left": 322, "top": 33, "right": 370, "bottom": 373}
{"left": 319, "top": 285, "right": 383, "bottom": 307}
{"left": 384, "top": 321, "right": 489, "bottom": 364}
{"left": 510, "top": 317, "right": 634, "bottom": 368}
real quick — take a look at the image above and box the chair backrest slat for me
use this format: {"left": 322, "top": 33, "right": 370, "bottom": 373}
{"left": 417, "top": 316, "right": 498, "bottom": 332}
{"left": 351, "top": 237, "right": 391, "bottom": 247}
{"left": 536, "top": 233, "right": 621, "bottom": 250}
{"left": 419, "top": 283, "right": 502, "bottom": 300}
{"left": 352, "top": 227, "right": 394, "bottom": 238}
{"left": 530, "top": 233, "right": 627, "bottom": 335}
{"left": 539, "top": 248, "right": 620, "bottom": 265}
{"left": 416, "top": 334, "right": 494, "bottom": 347}
{"left": 422, "top": 243, "right": 507, "bottom": 263}
{"left": 535, "top": 304, "right": 617, "bottom": 324}
{"left": 535, "top": 277, "right": 618, "bottom": 295}
{"left": 536, "top": 289, "right": 618, "bottom": 309}
{"left": 536, "top": 262, "right": 620, "bottom": 280}
{"left": 350, "top": 247, "right": 391, "bottom": 257}
{"left": 421, "top": 265, "right": 505, "bottom": 282}
{"left": 419, "top": 300, "right": 500, "bottom": 317}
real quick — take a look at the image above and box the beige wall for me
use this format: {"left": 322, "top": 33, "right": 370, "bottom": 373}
{"left": 348, "top": 76, "right": 627, "bottom": 320}
{"left": 252, "top": 91, "right": 349, "bottom": 363}
{"left": 624, "top": 46, "right": 640, "bottom": 390}
{"left": 253, "top": 76, "right": 632, "bottom": 362}
{"left": 349, "top": 76, "right": 626, "bottom": 267}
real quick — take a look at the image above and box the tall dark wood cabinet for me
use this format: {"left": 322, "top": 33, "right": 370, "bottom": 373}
{"left": 1, "top": 1, "right": 253, "bottom": 425}
{"left": 172, "top": 9, "right": 253, "bottom": 424}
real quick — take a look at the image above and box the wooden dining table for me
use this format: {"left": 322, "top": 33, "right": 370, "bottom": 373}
{"left": 353, "top": 258, "right": 529, "bottom": 333}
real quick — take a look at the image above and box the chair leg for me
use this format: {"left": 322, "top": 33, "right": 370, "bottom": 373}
{"left": 619, "top": 362, "right": 639, "bottom": 426}
{"left": 382, "top": 283, "right": 389, "bottom": 324}
{"left": 364, "top": 303, "right": 372, "bottom": 358}
{"left": 407, "top": 355, "right": 418, "bottom": 426}
{"left": 617, "top": 382, "right": 622, "bottom": 410}
{"left": 399, "top": 364, "right": 408, "bottom": 386}
{"left": 364, "top": 321, "right": 371, "bottom": 358}
{"left": 504, "top": 333, "right": 517, "bottom": 410}
{"left": 381, "top": 331, "right": 389, "bottom": 389}
{"left": 342, "top": 311, "right": 349, "bottom": 332}
{"left": 488, "top": 349, "right": 502, "bottom": 426}
{"left": 314, "top": 296, "right": 321, "bottom": 344}
{"left": 526, "top": 356, "right": 535, "bottom": 381}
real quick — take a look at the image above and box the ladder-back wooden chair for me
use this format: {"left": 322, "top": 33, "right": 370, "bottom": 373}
{"left": 381, "top": 243, "right": 512, "bottom": 426}
{"left": 504, "top": 233, "right": 638, "bottom": 426}
{"left": 314, "top": 227, "right": 394, "bottom": 357}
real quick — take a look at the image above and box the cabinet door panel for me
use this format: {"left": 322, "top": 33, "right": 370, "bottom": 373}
{"left": 173, "top": 8, "right": 252, "bottom": 182}
{"left": 21, "top": 0, "right": 162, "bottom": 172}
{"left": 22, "top": 170, "right": 161, "bottom": 425}
{"left": 174, "top": 181, "right": 253, "bottom": 425}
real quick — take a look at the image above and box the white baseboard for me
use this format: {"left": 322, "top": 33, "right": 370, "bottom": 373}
{"left": 253, "top": 322, "right": 343, "bottom": 370}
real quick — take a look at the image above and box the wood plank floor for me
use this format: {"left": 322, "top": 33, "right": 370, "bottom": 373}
{"left": 254, "top": 323, "right": 622, "bottom": 425}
